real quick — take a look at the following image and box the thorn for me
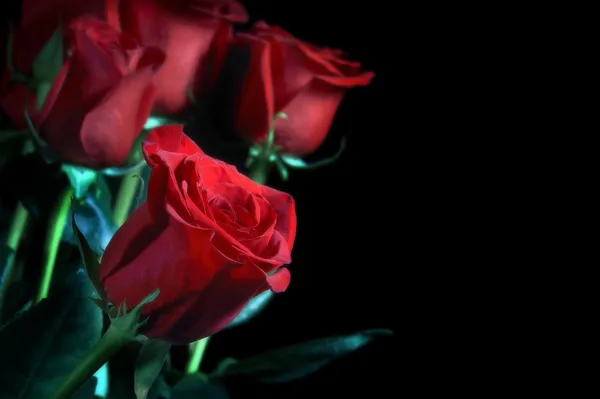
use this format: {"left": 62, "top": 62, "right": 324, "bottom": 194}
{"left": 136, "top": 317, "right": 150, "bottom": 329}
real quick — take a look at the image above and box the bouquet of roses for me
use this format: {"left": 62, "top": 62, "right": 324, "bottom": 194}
{"left": 0, "top": 0, "right": 390, "bottom": 397}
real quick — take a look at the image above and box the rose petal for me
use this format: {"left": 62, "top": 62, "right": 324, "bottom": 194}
{"left": 143, "top": 125, "right": 202, "bottom": 159}
{"left": 266, "top": 267, "right": 291, "bottom": 293}
{"left": 140, "top": 259, "right": 265, "bottom": 343}
{"left": 260, "top": 185, "right": 297, "bottom": 251}
{"left": 101, "top": 210, "right": 235, "bottom": 343}
{"left": 77, "top": 66, "right": 156, "bottom": 167}
{"left": 145, "top": 150, "right": 191, "bottom": 221}
{"left": 317, "top": 70, "right": 375, "bottom": 87}
{"left": 149, "top": 16, "right": 221, "bottom": 113}
{"left": 99, "top": 202, "right": 167, "bottom": 281}
{"left": 275, "top": 80, "right": 345, "bottom": 156}
{"left": 185, "top": 0, "right": 249, "bottom": 23}
{"left": 233, "top": 33, "right": 275, "bottom": 143}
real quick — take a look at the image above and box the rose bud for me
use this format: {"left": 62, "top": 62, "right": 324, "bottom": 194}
{"left": 1, "top": 15, "right": 165, "bottom": 168}
{"left": 0, "top": 0, "right": 107, "bottom": 134}
{"left": 231, "top": 21, "right": 374, "bottom": 157}
{"left": 118, "top": 0, "right": 248, "bottom": 114}
{"left": 98, "top": 125, "right": 296, "bottom": 344}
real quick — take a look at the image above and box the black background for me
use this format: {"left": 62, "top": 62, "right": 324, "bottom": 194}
{"left": 198, "top": 1, "right": 398, "bottom": 397}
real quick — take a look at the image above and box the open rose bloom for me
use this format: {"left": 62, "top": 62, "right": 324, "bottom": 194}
{"left": 99, "top": 125, "right": 296, "bottom": 344}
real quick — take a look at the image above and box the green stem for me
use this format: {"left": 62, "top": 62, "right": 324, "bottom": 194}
{"left": 35, "top": 186, "right": 73, "bottom": 304}
{"left": 0, "top": 202, "right": 30, "bottom": 322}
{"left": 113, "top": 169, "right": 143, "bottom": 228}
{"left": 247, "top": 114, "right": 283, "bottom": 185}
{"left": 248, "top": 154, "right": 271, "bottom": 185}
{"left": 52, "top": 324, "right": 129, "bottom": 399}
{"left": 5, "top": 201, "right": 29, "bottom": 256}
{"left": 185, "top": 337, "right": 210, "bottom": 374}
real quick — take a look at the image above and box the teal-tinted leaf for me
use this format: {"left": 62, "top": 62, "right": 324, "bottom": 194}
{"left": 135, "top": 340, "right": 171, "bottom": 399}
{"left": 280, "top": 137, "right": 346, "bottom": 170}
{"left": 0, "top": 280, "right": 33, "bottom": 326}
{"left": 136, "top": 165, "right": 150, "bottom": 204}
{"left": 143, "top": 116, "right": 174, "bottom": 130}
{"left": 0, "top": 270, "right": 103, "bottom": 397}
{"left": 171, "top": 374, "right": 229, "bottom": 399}
{"left": 212, "top": 329, "right": 393, "bottom": 383}
{"left": 147, "top": 374, "right": 171, "bottom": 399}
{"left": 93, "top": 173, "right": 114, "bottom": 219}
{"left": 62, "top": 165, "right": 98, "bottom": 199}
{"left": 70, "top": 210, "right": 107, "bottom": 302}
{"left": 279, "top": 155, "right": 307, "bottom": 168}
{"left": 274, "top": 157, "right": 289, "bottom": 181}
{"left": 125, "top": 130, "right": 153, "bottom": 166}
{"left": 102, "top": 159, "right": 146, "bottom": 177}
{"left": 73, "top": 376, "right": 98, "bottom": 399}
{"left": 107, "top": 348, "right": 172, "bottom": 399}
{"left": 93, "top": 363, "right": 109, "bottom": 398}
{"left": 227, "top": 290, "right": 274, "bottom": 329}
{"left": 62, "top": 183, "right": 116, "bottom": 255}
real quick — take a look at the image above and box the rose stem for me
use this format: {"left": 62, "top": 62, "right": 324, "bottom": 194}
{"left": 248, "top": 153, "right": 271, "bottom": 184}
{"left": 0, "top": 202, "right": 30, "bottom": 322}
{"left": 185, "top": 337, "right": 211, "bottom": 374}
{"left": 247, "top": 112, "right": 286, "bottom": 185}
{"left": 113, "top": 170, "right": 142, "bottom": 228}
{"left": 35, "top": 186, "right": 73, "bottom": 304}
{"left": 1, "top": 139, "right": 35, "bottom": 318}
{"left": 52, "top": 323, "right": 130, "bottom": 399}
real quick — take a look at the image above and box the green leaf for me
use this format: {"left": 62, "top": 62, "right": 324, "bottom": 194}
{"left": 226, "top": 290, "right": 273, "bottom": 329}
{"left": 32, "top": 26, "right": 64, "bottom": 109}
{"left": 135, "top": 340, "right": 171, "bottom": 399}
{"left": 32, "top": 26, "right": 64, "bottom": 81}
{"left": 70, "top": 207, "right": 107, "bottom": 302}
{"left": 171, "top": 374, "right": 229, "bottom": 399}
{"left": 0, "top": 271, "right": 103, "bottom": 397}
{"left": 212, "top": 329, "right": 393, "bottom": 383}
{"left": 62, "top": 165, "right": 98, "bottom": 199}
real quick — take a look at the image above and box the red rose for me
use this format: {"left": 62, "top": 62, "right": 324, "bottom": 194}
{"left": 118, "top": 0, "right": 248, "bottom": 114}
{"left": 0, "top": 0, "right": 107, "bottom": 129}
{"left": 232, "top": 21, "right": 375, "bottom": 156}
{"left": 98, "top": 125, "right": 296, "bottom": 344}
{"left": 1, "top": 16, "right": 165, "bottom": 168}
